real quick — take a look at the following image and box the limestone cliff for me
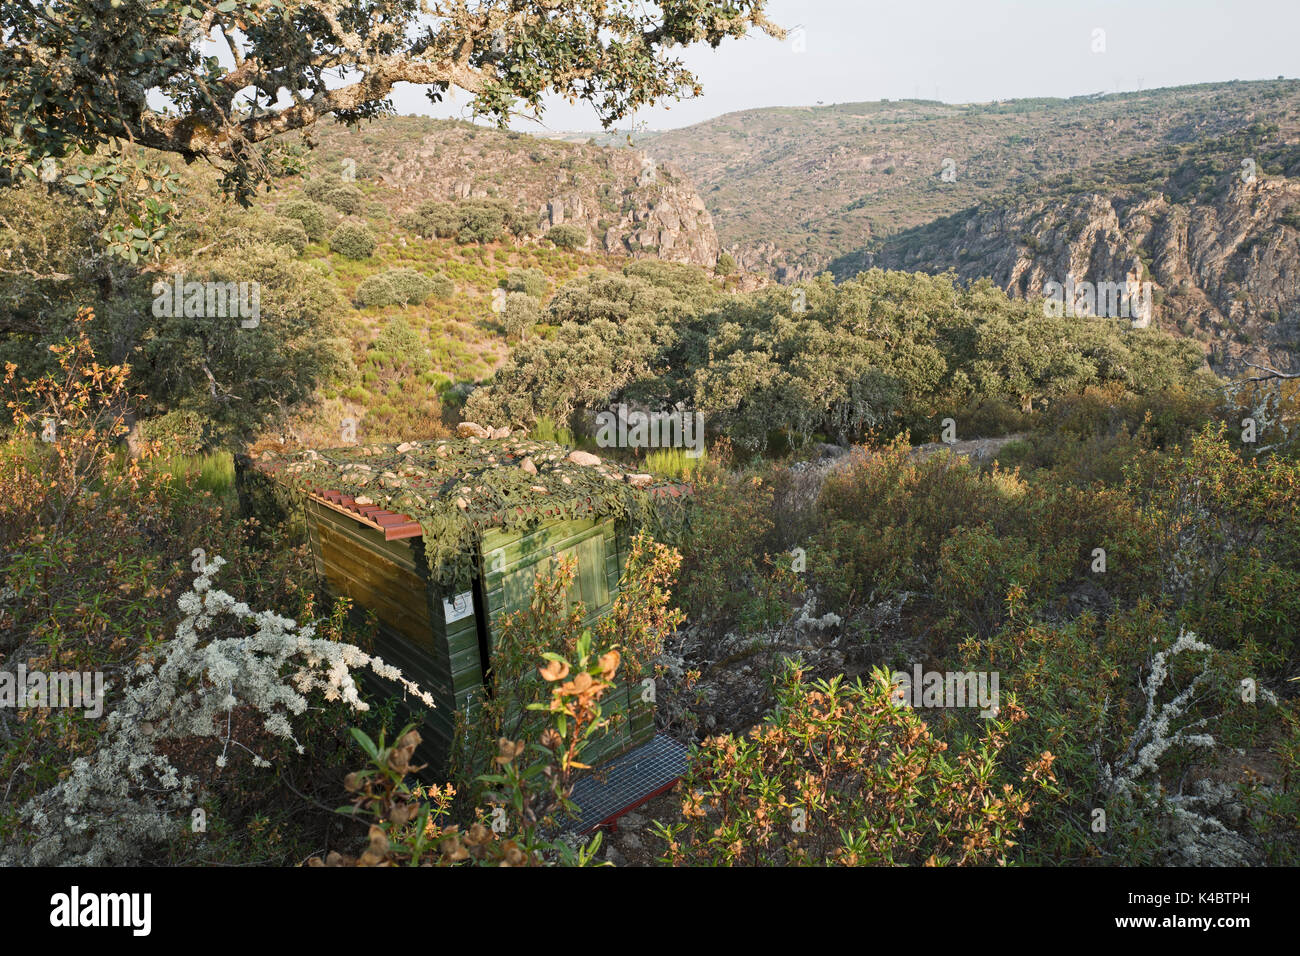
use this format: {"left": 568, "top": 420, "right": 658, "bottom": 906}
{"left": 849, "top": 146, "right": 1300, "bottom": 375}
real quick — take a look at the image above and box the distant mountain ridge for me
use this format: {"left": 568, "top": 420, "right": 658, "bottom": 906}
{"left": 850, "top": 128, "right": 1300, "bottom": 373}
{"left": 637, "top": 80, "right": 1300, "bottom": 282}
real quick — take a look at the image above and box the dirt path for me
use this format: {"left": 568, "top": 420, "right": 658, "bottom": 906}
{"left": 907, "top": 433, "right": 1027, "bottom": 463}
{"left": 792, "top": 433, "right": 1027, "bottom": 486}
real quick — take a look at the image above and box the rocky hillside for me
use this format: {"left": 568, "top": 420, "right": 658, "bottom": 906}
{"left": 306, "top": 116, "right": 720, "bottom": 268}
{"left": 852, "top": 128, "right": 1300, "bottom": 374}
{"left": 637, "top": 80, "right": 1300, "bottom": 281}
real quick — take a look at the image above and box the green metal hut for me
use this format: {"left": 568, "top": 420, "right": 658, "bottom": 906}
{"left": 243, "top": 431, "right": 673, "bottom": 775}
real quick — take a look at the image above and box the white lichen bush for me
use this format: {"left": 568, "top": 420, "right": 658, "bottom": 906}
{"left": 792, "top": 596, "right": 842, "bottom": 632}
{"left": 2, "top": 557, "right": 433, "bottom": 866}
{"left": 1099, "top": 628, "right": 1260, "bottom": 865}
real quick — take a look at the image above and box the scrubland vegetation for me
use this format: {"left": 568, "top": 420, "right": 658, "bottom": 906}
{"left": 1, "top": 1, "right": 1297, "bottom": 869}
{"left": 2, "top": 188, "right": 1296, "bottom": 864}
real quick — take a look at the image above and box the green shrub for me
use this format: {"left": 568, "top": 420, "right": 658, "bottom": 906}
{"left": 322, "top": 183, "right": 365, "bottom": 215}
{"left": 429, "top": 274, "right": 454, "bottom": 299}
{"left": 457, "top": 199, "right": 508, "bottom": 244}
{"left": 501, "top": 291, "right": 538, "bottom": 339}
{"left": 354, "top": 273, "right": 397, "bottom": 308}
{"left": 302, "top": 177, "right": 337, "bottom": 203}
{"left": 654, "top": 660, "right": 1049, "bottom": 866}
{"left": 662, "top": 460, "right": 799, "bottom": 642}
{"left": 387, "top": 268, "right": 435, "bottom": 305}
{"left": 139, "top": 408, "right": 218, "bottom": 456}
{"left": 953, "top": 394, "right": 1030, "bottom": 438}
{"left": 402, "top": 198, "right": 530, "bottom": 244}
{"left": 371, "top": 315, "right": 429, "bottom": 372}
{"left": 355, "top": 268, "right": 452, "bottom": 308}
{"left": 329, "top": 222, "right": 377, "bottom": 260}
{"left": 715, "top": 252, "right": 737, "bottom": 276}
{"left": 809, "top": 441, "right": 1002, "bottom": 612}
{"left": 354, "top": 267, "right": 435, "bottom": 307}
{"left": 268, "top": 217, "right": 309, "bottom": 256}
{"left": 281, "top": 199, "right": 330, "bottom": 241}
{"left": 506, "top": 267, "right": 548, "bottom": 299}
{"left": 411, "top": 200, "right": 460, "bottom": 239}
{"left": 546, "top": 224, "right": 587, "bottom": 249}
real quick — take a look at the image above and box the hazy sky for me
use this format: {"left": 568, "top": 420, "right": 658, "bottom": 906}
{"left": 388, "top": 0, "right": 1300, "bottom": 133}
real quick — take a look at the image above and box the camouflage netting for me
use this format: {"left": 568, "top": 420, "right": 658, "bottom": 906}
{"left": 255, "top": 428, "right": 679, "bottom": 591}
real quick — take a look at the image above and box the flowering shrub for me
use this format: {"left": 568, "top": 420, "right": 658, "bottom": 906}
{"left": 0, "top": 310, "right": 375, "bottom": 864}
{"left": 960, "top": 599, "right": 1294, "bottom": 865}
{"left": 1097, "top": 627, "right": 1254, "bottom": 864}
{"left": 315, "top": 633, "right": 623, "bottom": 866}
{"left": 655, "top": 660, "right": 1054, "bottom": 866}
{"left": 2, "top": 306, "right": 139, "bottom": 534}
{"left": 3, "top": 557, "right": 432, "bottom": 866}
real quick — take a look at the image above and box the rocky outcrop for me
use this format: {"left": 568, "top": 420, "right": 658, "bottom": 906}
{"left": 854, "top": 176, "right": 1300, "bottom": 375}
{"left": 362, "top": 119, "right": 720, "bottom": 268}
{"left": 640, "top": 80, "right": 1300, "bottom": 287}
{"left": 594, "top": 150, "right": 720, "bottom": 266}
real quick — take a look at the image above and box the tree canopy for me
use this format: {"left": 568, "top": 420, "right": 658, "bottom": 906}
{"left": 0, "top": 0, "right": 780, "bottom": 259}
{"left": 468, "top": 267, "right": 1212, "bottom": 451}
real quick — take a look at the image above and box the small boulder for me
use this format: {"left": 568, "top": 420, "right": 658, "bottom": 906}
{"left": 457, "top": 422, "right": 490, "bottom": 439}
{"left": 520, "top": 456, "right": 538, "bottom": 475}
{"left": 490, "top": 426, "right": 511, "bottom": 439}
{"left": 627, "top": 473, "right": 654, "bottom": 488}
{"left": 567, "top": 450, "right": 602, "bottom": 467}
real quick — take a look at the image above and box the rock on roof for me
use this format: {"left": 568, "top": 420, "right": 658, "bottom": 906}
{"left": 254, "top": 423, "right": 662, "bottom": 589}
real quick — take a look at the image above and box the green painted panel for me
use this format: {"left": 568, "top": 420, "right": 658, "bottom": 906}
{"left": 496, "top": 531, "right": 609, "bottom": 623}
{"left": 306, "top": 499, "right": 649, "bottom": 774}
{"left": 481, "top": 516, "right": 598, "bottom": 560}
{"left": 483, "top": 521, "right": 602, "bottom": 585}
{"left": 307, "top": 501, "right": 426, "bottom": 573}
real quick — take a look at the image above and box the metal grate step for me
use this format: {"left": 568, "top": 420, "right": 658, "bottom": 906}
{"left": 565, "top": 733, "right": 689, "bottom": 834}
